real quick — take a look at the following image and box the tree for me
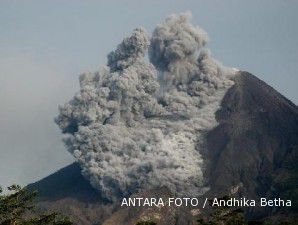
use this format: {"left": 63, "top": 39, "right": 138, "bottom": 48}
{"left": 0, "top": 185, "right": 72, "bottom": 225}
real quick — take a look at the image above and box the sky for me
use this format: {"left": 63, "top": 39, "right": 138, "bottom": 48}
{"left": 0, "top": 0, "right": 297, "bottom": 189}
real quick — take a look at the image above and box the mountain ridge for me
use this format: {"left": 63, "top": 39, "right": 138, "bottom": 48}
{"left": 28, "top": 71, "right": 298, "bottom": 224}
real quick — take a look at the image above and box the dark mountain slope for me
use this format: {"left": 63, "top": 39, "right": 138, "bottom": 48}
{"left": 205, "top": 71, "right": 298, "bottom": 218}
{"left": 27, "top": 71, "right": 298, "bottom": 224}
{"left": 27, "top": 163, "right": 114, "bottom": 224}
{"left": 27, "top": 163, "right": 100, "bottom": 202}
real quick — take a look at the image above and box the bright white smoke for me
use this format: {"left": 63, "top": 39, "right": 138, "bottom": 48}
{"left": 55, "top": 12, "right": 237, "bottom": 201}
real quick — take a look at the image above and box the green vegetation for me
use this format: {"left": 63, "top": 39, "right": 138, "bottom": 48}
{"left": 0, "top": 185, "right": 72, "bottom": 225}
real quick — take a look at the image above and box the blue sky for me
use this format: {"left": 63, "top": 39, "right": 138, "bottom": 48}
{"left": 0, "top": 0, "right": 297, "bottom": 189}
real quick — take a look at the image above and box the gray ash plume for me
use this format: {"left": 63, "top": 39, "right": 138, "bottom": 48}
{"left": 55, "top": 12, "right": 237, "bottom": 201}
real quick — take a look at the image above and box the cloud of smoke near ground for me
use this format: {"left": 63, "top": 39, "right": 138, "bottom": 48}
{"left": 55, "top": 12, "right": 237, "bottom": 201}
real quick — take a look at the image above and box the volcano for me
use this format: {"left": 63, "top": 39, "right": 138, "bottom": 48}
{"left": 27, "top": 71, "right": 298, "bottom": 225}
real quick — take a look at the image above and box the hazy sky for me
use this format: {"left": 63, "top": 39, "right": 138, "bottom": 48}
{"left": 0, "top": 0, "right": 297, "bottom": 189}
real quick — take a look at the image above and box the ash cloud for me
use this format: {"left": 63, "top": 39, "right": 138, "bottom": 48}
{"left": 55, "top": 12, "right": 237, "bottom": 201}
{"left": 107, "top": 28, "right": 150, "bottom": 72}
{"left": 149, "top": 12, "right": 208, "bottom": 72}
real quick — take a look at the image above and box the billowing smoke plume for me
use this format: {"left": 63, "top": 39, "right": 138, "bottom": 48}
{"left": 55, "top": 12, "right": 237, "bottom": 201}
{"left": 149, "top": 11, "right": 208, "bottom": 72}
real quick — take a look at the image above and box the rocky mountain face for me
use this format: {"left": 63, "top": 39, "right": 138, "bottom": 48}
{"left": 27, "top": 71, "right": 298, "bottom": 224}
{"left": 204, "top": 72, "right": 298, "bottom": 219}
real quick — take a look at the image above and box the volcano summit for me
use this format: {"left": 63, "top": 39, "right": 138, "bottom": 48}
{"left": 27, "top": 12, "right": 298, "bottom": 225}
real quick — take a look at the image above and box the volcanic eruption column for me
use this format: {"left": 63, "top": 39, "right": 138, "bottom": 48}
{"left": 55, "top": 12, "right": 237, "bottom": 201}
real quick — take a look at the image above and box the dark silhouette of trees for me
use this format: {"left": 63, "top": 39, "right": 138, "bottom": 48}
{"left": 0, "top": 185, "right": 72, "bottom": 225}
